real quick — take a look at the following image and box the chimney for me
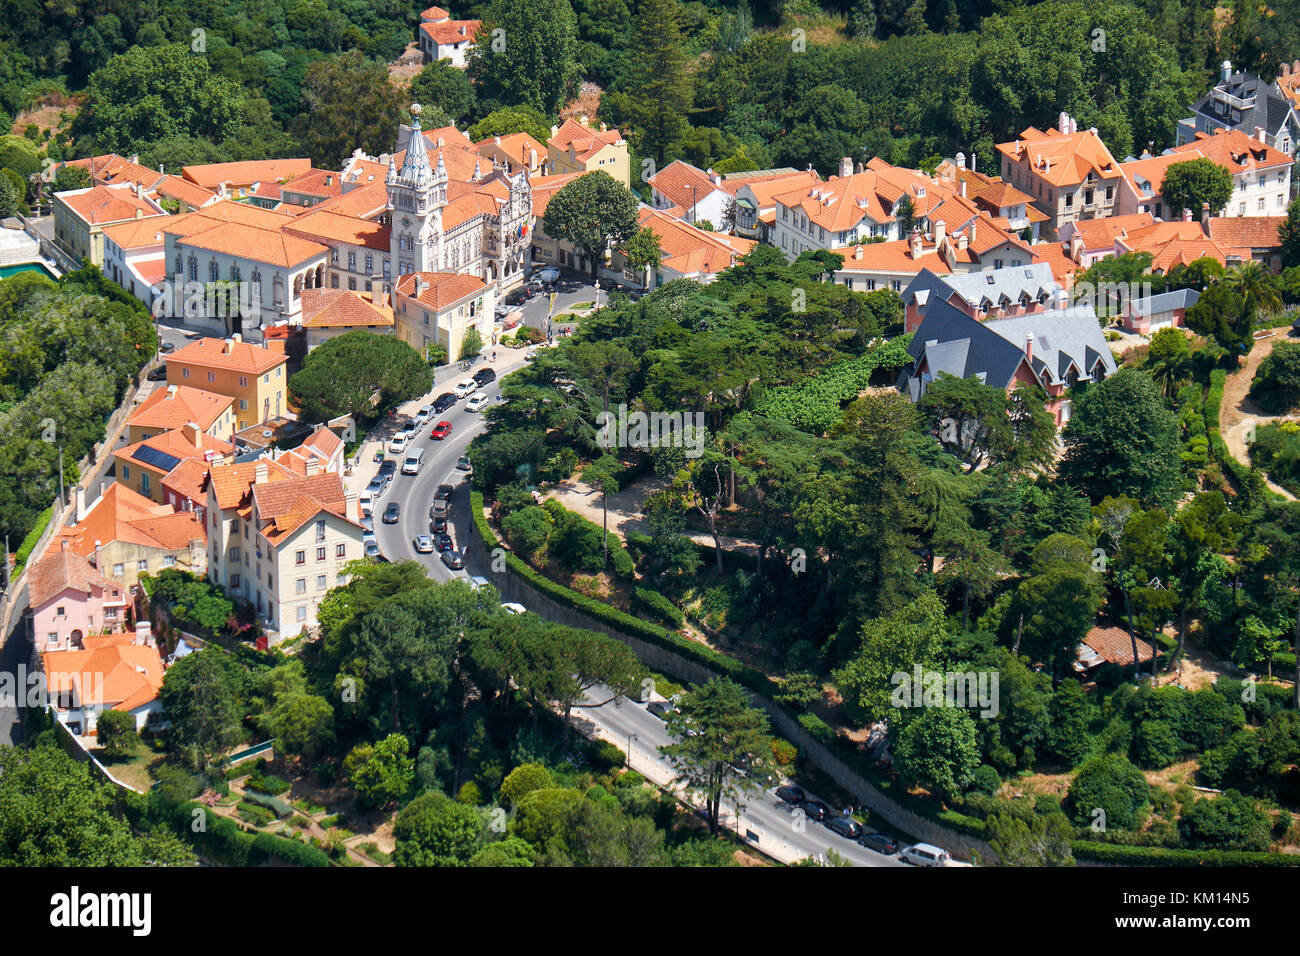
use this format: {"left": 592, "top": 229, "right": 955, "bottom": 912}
{"left": 304, "top": 455, "right": 320, "bottom": 477}
{"left": 839, "top": 156, "right": 854, "bottom": 178}
{"left": 550, "top": 124, "right": 559, "bottom": 138}
{"left": 934, "top": 219, "right": 946, "bottom": 247}
{"left": 528, "top": 147, "right": 537, "bottom": 169}
{"left": 1201, "top": 201, "right": 1212, "bottom": 224}
{"left": 1282, "top": 63, "right": 1291, "bottom": 78}
{"left": 1182, "top": 206, "right": 1193, "bottom": 222}
{"left": 346, "top": 489, "right": 359, "bottom": 520}
{"left": 167, "top": 384, "right": 178, "bottom": 399}
{"left": 1294, "top": 59, "right": 1300, "bottom": 74}
{"left": 956, "top": 151, "right": 966, "bottom": 170}
{"left": 909, "top": 233, "right": 923, "bottom": 258}
{"left": 969, "top": 219, "right": 977, "bottom": 245}
{"left": 579, "top": 114, "right": 589, "bottom": 127}
{"left": 494, "top": 135, "right": 501, "bottom": 145}
{"left": 707, "top": 168, "right": 720, "bottom": 185}
{"left": 414, "top": 276, "right": 425, "bottom": 298}
{"left": 1222, "top": 60, "right": 1233, "bottom": 84}
{"left": 1254, "top": 126, "right": 1266, "bottom": 143}
{"left": 254, "top": 459, "right": 268, "bottom": 484}
{"left": 1025, "top": 331, "right": 1034, "bottom": 361}
{"left": 182, "top": 422, "right": 202, "bottom": 449}
{"left": 75, "top": 485, "right": 88, "bottom": 522}
{"left": 959, "top": 180, "right": 966, "bottom": 198}
{"left": 135, "top": 620, "right": 152, "bottom": 647}
{"left": 1058, "top": 111, "right": 1070, "bottom": 134}
{"left": 369, "top": 275, "right": 385, "bottom": 305}
{"left": 600, "top": 122, "right": 607, "bottom": 132}
{"left": 130, "top": 154, "right": 139, "bottom": 165}
{"left": 1070, "top": 234, "right": 1084, "bottom": 261}
{"left": 854, "top": 245, "right": 864, "bottom": 260}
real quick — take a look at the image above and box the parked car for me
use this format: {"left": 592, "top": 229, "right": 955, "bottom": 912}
{"left": 430, "top": 420, "right": 453, "bottom": 440}
{"left": 801, "top": 800, "right": 831, "bottom": 822}
{"left": 413, "top": 534, "right": 435, "bottom": 554}
{"left": 473, "top": 367, "right": 496, "bottom": 387}
{"left": 358, "top": 493, "right": 373, "bottom": 518}
{"left": 441, "top": 549, "right": 465, "bottom": 570}
{"left": 159, "top": 341, "right": 176, "bottom": 354}
{"left": 859, "top": 832, "right": 900, "bottom": 855}
{"left": 535, "top": 266, "right": 560, "bottom": 283}
{"left": 469, "top": 575, "right": 491, "bottom": 591}
{"left": 147, "top": 366, "right": 168, "bottom": 381}
{"left": 430, "top": 516, "right": 448, "bottom": 534}
{"left": 501, "top": 602, "right": 526, "bottom": 615}
{"left": 387, "top": 431, "right": 410, "bottom": 455}
{"left": 430, "top": 499, "right": 449, "bottom": 520}
{"left": 465, "top": 393, "right": 490, "bottom": 412}
{"left": 434, "top": 532, "right": 453, "bottom": 552}
{"left": 774, "top": 784, "right": 806, "bottom": 805}
{"left": 455, "top": 455, "right": 472, "bottom": 472}
{"left": 364, "top": 540, "right": 381, "bottom": 559}
{"left": 454, "top": 379, "right": 478, "bottom": 399}
{"left": 377, "top": 460, "right": 397, "bottom": 479}
{"left": 825, "top": 816, "right": 863, "bottom": 840}
{"left": 899, "top": 843, "right": 951, "bottom": 867}
{"left": 433, "top": 392, "right": 457, "bottom": 413}
{"left": 365, "top": 476, "right": 386, "bottom": 498}
{"left": 435, "top": 484, "right": 455, "bottom": 500}
{"left": 382, "top": 502, "right": 401, "bottom": 524}
{"left": 504, "top": 289, "right": 528, "bottom": 306}
{"left": 412, "top": 406, "right": 432, "bottom": 427}
{"left": 360, "top": 516, "right": 374, "bottom": 534}
{"left": 647, "top": 700, "right": 678, "bottom": 721}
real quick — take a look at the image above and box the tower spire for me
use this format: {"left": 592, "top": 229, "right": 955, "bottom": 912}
{"left": 399, "top": 103, "right": 434, "bottom": 185}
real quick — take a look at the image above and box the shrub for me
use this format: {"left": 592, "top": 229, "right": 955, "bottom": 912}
{"left": 1180, "top": 790, "right": 1271, "bottom": 851}
{"left": 969, "top": 764, "right": 1002, "bottom": 796}
{"left": 95, "top": 709, "right": 139, "bottom": 761}
{"left": 1133, "top": 720, "right": 1182, "bottom": 769}
{"left": 771, "top": 738, "right": 798, "bottom": 767}
{"left": 499, "top": 763, "right": 553, "bottom": 806}
{"left": 1067, "top": 754, "right": 1150, "bottom": 830}
{"left": 456, "top": 781, "right": 484, "bottom": 805}
{"left": 587, "top": 739, "right": 625, "bottom": 772}
{"left": 797, "top": 713, "right": 835, "bottom": 744}
{"left": 611, "top": 547, "right": 635, "bottom": 580}
{"left": 633, "top": 587, "right": 684, "bottom": 628}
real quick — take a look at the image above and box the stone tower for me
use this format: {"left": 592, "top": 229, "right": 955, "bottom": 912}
{"left": 387, "top": 103, "right": 448, "bottom": 277}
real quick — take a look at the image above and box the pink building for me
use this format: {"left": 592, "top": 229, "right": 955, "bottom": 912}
{"left": 27, "top": 543, "right": 129, "bottom": 653}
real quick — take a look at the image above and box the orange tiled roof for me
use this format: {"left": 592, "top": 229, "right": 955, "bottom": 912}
{"left": 128, "top": 384, "right": 233, "bottom": 434}
{"left": 160, "top": 457, "right": 212, "bottom": 505}
{"left": 43, "top": 634, "right": 165, "bottom": 712}
{"left": 100, "top": 217, "right": 169, "bottom": 251}
{"left": 421, "top": 18, "right": 481, "bottom": 46}
{"left": 735, "top": 170, "right": 823, "bottom": 208}
{"left": 58, "top": 185, "right": 164, "bottom": 226}
{"left": 1084, "top": 626, "right": 1155, "bottom": 666}
{"left": 286, "top": 209, "right": 390, "bottom": 251}
{"left": 153, "top": 175, "right": 217, "bottom": 208}
{"left": 179, "top": 219, "right": 327, "bottom": 268}
{"left": 300, "top": 288, "right": 394, "bottom": 329}
{"left": 181, "top": 159, "right": 312, "bottom": 189}
{"left": 648, "top": 161, "right": 722, "bottom": 212}
{"left": 252, "top": 471, "right": 351, "bottom": 545}
{"left": 1031, "top": 242, "right": 1079, "bottom": 288}
{"left": 395, "top": 271, "right": 487, "bottom": 310}
{"left": 28, "top": 547, "right": 125, "bottom": 608}
{"left": 420, "top": 5, "right": 449, "bottom": 19}
{"left": 530, "top": 171, "right": 586, "bottom": 217}
{"left": 1175, "top": 127, "right": 1292, "bottom": 171}
{"left": 115, "top": 428, "right": 234, "bottom": 474}
{"left": 208, "top": 458, "right": 296, "bottom": 511}
{"left": 1066, "top": 212, "right": 1156, "bottom": 249}
{"left": 1205, "top": 216, "right": 1286, "bottom": 249}
{"left": 549, "top": 118, "right": 624, "bottom": 162}
{"left": 1117, "top": 221, "right": 1249, "bottom": 272}
{"left": 636, "top": 208, "right": 756, "bottom": 275}
{"left": 65, "top": 154, "right": 160, "bottom": 189}
{"left": 167, "top": 336, "right": 288, "bottom": 375}
{"left": 830, "top": 240, "right": 951, "bottom": 276}
{"left": 476, "top": 132, "right": 547, "bottom": 170}
{"left": 342, "top": 158, "right": 389, "bottom": 188}
{"left": 57, "top": 482, "right": 205, "bottom": 558}
{"left": 996, "top": 125, "right": 1122, "bottom": 187}
{"left": 309, "top": 183, "right": 389, "bottom": 220}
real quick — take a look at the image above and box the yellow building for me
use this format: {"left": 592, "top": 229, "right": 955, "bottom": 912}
{"left": 165, "top": 335, "right": 289, "bottom": 431}
{"left": 113, "top": 424, "right": 234, "bottom": 504}
{"left": 547, "top": 117, "right": 630, "bottom": 187}
{"left": 52, "top": 183, "right": 167, "bottom": 266}
{"left": 125, "top": 384, "right": 236, "bottom": 445}
{"left": 393, "top": 271, "right": 494, "bottom": 362}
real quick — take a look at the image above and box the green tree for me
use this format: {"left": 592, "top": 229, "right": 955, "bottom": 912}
{"left": 158, "top": 649, "right": 245, "bottom": 771}
{"left": 610, "top": 0, "right": 692, "bottom": 165}
{"left": 986, "top": 800, "right": 1075, "bottom": 866}
{"left": 393, "top": 790, "right": 483, "bottom": 865}
{"left": 460, "top": 326, "right": 483, "bottom": 361}
{"left": 1159, "top": 157, "right": 1234, "bottom": 218}
{"left": 51, "top": 164, "right": 92, "bottom": 193}
{"left": 468, "top": 0, "right": 581, "bottom": 116}
{"left": 1225, "top": 260, "right": 1282, "bottom": 320}
{"left": 1250, "top": 340, "right": 1300, "bottom": 414}
{"left": 409, "top": 59, "right": 477, "bottom": 124}
{"left": 345, "top": 733, "right": 415, "bottom": 810}
{"left": 892, "top": 706, "right": 981, "bottom": 800}
{"left": 1067, "top": 753, "right": 1150, "bottom": 830}
{"left": 469, "top": 835, "right": 535, "bottom": 866}
{"left": 620, "top": 227, "right": 662, "bottom": 285}
{"left": 289, "top": 330, "right": 433, "bottom": 421}
{"left": 833, "top": 590, "right": 947, "bottom": 724}
{"left": 0, "top": 173, "right": 18, "bottom": 218}
{"left": 291, "top": 51, "right": 405, "bottom": 168}
{"left": 498, "top": 762, "right": 553, "bottom": 807}
{"left": 542, "top": 171, "right": 640, "bottom": 281}
{"left": 1059, "top": 367, "right": 1182, "bottom": 507}
{"left": 661, "top": 678, "right": 774, "bottom": 834}
{"left": 1280, "top": 196, "right": 1300, "bottom": 269}
{"left": 94, "top": 709, "right": 139, "bottom": 761}
{"left": 468, "top": 105, "right": 553, "bottom": 146}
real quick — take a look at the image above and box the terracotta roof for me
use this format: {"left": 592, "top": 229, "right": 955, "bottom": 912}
{"left": 285, "top": 209, "right": 390, "bottom": 250}
{"left": 774, "top": 165, "right": 947, "bottom": 233}
{"left": 636, "top": 208, "right": 756, "bottom": 275}
{"left": 648, "top": 161, "right": 723, "bottom": 212}
{"left": 530, "top": 171, "right": 586, "bottom": 217}
{"left": 43, "top": 634, "right": 165, "bottom": 712}
{"left": 1116, "top": 221, "right": 1249, "bottom": 271}
{"left": 28, "top": 547, "right": 125, "bottom": 608}
{"left": 57, "top": 185, "right": 165, "bottom": 226}
{"left": 1083, "top": 625, "right": 1155, "bottom": 666}
{"left": 309, "top": 183, "right": 388, "bottom": 219}
{"left": 300, "top": 288, "right": 394, "bottom": 329}
{"left": 100, "top": 217, "right": 169, "bottom": 251}
{"left": 252, "top": 471, "right": 351, "bottom": 545}
{"left": 1065, "top": 212, "right": 1157, "bottom": 249}
{"left": 395, "top": 271, "right": 488, "bottom": 310}
{"left": 135, "top": 259, "right": 167, "bottom": 286}
{"left": 159, "top": 457, "right": 212, "bottom": 505}
{"left": 342, "top": 158, "right": 389, "bottom": 188}
{"left": 153, "top": 175, "right": 217, "bottom": 208}
{"left": 167, "top": 336, "right": 287, "bottom": 375}
{"left": 549, "top": 118, "right": 624, "bottom": 162}
{"left": 443, "top": 187, "right": 502, "bottom": 230}
{"left": 279, "top": 167, "right": 349, "bottom": 200}
{"left": 65, "top": 154, "right": 160, "bottom": 189}
{"left": 1175, "top": 127, "right": 1292, "bottom": 171}
{"left": 57, "top": 482, "right": 205, "bottom": 558}
{"left": 476, "top": 132, "right": 547, "bottom": 170}
{"left": 128, "top": 384, "right": 233, "bottom": 434}
{"left": 302, "top": 425, "right": 343, "bottom": 459}
{"left": 420, "top": 18, "right": 482, "bottom": 46}
{"left": 115, "top": 428, "right": 234, "bottom": 475}
{"left": 1205, "top": 216, "right": 1286, "bottom": 249}
{"left": 1030, "top": 242, "right": 1079, "bottom": 288}
{"left": 831, "top": 240, "right": 952, "bottom": 276}
{"left": 180, "top": 219, "right": 327, "bottom": 268}
{"left": 732, "top": 170, "right": 823, "bottom": 208}
{"left": 208, "top": 458, "right": 297, "bottom": 511}
{"left": 181, "top": 159, "right": 312, "bottom": 189}
{"left": 420, "top": 5, "right": 449, "bottom": 19}
{"left": 996, "top": 125, "right": 1122, "bottom": 187}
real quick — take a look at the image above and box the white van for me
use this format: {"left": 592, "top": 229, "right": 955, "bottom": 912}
{"left": 358, "top": 493, "right": 373, "bottom": 519}
{"left": 899, "top": 843, "right": 951, "bottom": 867}
{"left": 401, "top": 448, "right": 426, "bottom": 475}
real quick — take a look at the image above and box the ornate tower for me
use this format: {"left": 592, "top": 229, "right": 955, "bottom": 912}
{"left": 388, "top": 104, "right": 448, "bottom": 278}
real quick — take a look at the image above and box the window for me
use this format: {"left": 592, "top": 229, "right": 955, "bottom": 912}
{"left": 113, "top": 564, "right": 125, "bottom": 576}
{"left": 122, "top": 465, "right": 130, "bottom": 480}
{"left": 239, "top": 376, "right": 248, "bottom": 387}
{"left": 181, "top": 367, "right": 190, "bottom": 379}
{"left": 141, "top": 474, "right": 150, "bottom": 496}
{"left": 336, "top": 543, "right": 346, "bottom": 558}
{"left": 317, "top": 575, "right": 327, "bottom": 590}
{"left": 47, "top": 633, "right": 58, "bottom": 644}
{"left": 56, "top": 605, "right": 65, "bottom": 617}
{"left": 207, "top": 371, "right": 215, "bottom": 382}
{"left": 231, "top": 573, "right": 241, "bottom": 588}
{"left": 138, "top": 559, "right": 149, "bottom": 571}
{"left": 296, "top": 550, "right": 305, "bottom": 565}
{"left": 296, "top": 605, "right": 307, "bottom": 622}
{"left": 316, "top": 546, "right": 326, "bottom": 561}
{"left": 316, "top": 519, "right": 326, "bottom": 542}
{"left": 296, "top": 578, "right": 306, "bottom": 594}
{"left": 163, "top": 555, "right": 176, "bottom": 567}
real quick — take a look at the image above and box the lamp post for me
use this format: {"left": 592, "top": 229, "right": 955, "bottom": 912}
{"left": 626, "top": 732, "right": 638, "bottom": 769}
{"left": 691, "top": 185, "right": 698, "bottom": 223}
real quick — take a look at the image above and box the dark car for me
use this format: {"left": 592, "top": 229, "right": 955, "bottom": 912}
{"left": 435, "top": 484, "right": 455, "bottom": 501}
{"left": 826, "top": 816, "right": 863, "bottom": 840}
{"left": 377, "top": 460, "right": 397, "bottom": 478}
{"left": 859, "top": 832, "right": 900, "bottom": 855}
{"left": 382, "top": 502, "right": 401, "bottom": 524}
{"left": 147, "top": 366, "right": 168, "bottom": 381}
{"left": 433, "top": 392, "right": 457, "bottom": 413}
{"left": 159, "top": 341, "right": 176, "bottom": 354}
{"left": 802, "top": 800, "right": 831, "bottom": 822}
{"left": 431, "top": 516, "right": 448, "bottom": 534}
{"left": 434, "top": 532, "right": 453, "bottom": 552}
{"left": 472, "top": 367, "right": 496, "bottom": 386}
{"left": 430, "top": 420, "right": 453, "bottom": 440}
{"left": 504, "top": 289, "right": 528, "bottom": 306}
{"left": 647, "top": 700, "right": 677, "bottom": 721}
{"left": 440, "top": 549, "right": 465, "bottom": 570}
{"left": 365, "top": 476, "right": 386, "bottom": 498}
{"left": 774, "top": 784, "right": 806, "bottom": 806}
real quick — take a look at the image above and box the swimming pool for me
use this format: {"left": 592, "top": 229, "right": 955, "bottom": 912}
{"left": 0, "top": 261, "right": 60, "bottom": 281}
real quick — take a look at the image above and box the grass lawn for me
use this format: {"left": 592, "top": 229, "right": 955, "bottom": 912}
{"left": 100, "top": 739, "right": 166, "bottom": 792}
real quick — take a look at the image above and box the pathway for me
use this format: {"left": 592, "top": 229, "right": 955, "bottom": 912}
{"left": 1219, "top": 332, "right": 1297, "bottom": 500}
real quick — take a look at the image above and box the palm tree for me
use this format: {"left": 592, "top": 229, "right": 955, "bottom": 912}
{"left": 1226, "top": 260, "right": 1283, "bottom": 319}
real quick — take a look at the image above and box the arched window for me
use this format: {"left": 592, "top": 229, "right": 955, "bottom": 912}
{"left": 209, "top": 260, "right": 218, "bottom": 281}
{"left": 188, "top": 256, "right": 197, "bottom": 281}
{"left": 230, "top": 264, "right": 240, "bottom": 281}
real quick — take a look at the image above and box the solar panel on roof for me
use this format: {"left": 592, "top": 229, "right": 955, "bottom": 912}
{"left": 133, "top": 446, "right": 182, "bottom": 472}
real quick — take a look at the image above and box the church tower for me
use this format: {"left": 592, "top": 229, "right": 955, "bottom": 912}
{"left": 388, "top": 103, "right": 448, "bottom": 278}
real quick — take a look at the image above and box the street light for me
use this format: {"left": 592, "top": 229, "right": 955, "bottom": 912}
{"left": 626, "top": 732, "right": 638, "bottom": 769}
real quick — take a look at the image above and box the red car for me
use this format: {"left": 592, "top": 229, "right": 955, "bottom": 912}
{"left": 430, "top": 420, "right": 453, "bottom": 440}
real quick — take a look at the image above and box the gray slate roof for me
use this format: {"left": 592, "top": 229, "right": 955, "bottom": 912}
{"left": 899, "top": 298, "right": 1117, "bottom": 398}
{"left": 902, "top": 263, "right": 1060, "bottom": 311}
{"left": 1125, "top": 288, "right": 1200, "bottom": 316}
{"left": 1190, "top": 69, "right": 1294, "bottom": 137}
